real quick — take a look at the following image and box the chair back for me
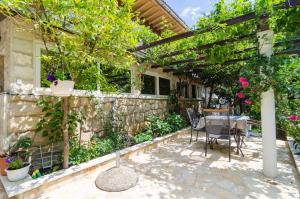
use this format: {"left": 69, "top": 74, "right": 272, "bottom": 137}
{"left": 186, "top": 108, "right": 197, "bottom": 128}
{"left": 203, "top": 108, "right": 231, "bottom": 137}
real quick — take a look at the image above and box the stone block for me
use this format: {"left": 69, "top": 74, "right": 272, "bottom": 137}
{"left": 103, "top": 102, "right": 112, "bottom": 113}
{"left": 82, "top": 119, "right": 93, "bottom": 132}
{"left": 80, "top": 131, "right": 93, "bottom": 143}
{"left": 13, "top": 52, "right": 32, "bottom": 66}
{"left": 13, "top": 38, "right": 33, "bottom": 54}
{"left": 8, "top": 116, "right": 40, "bottom": 134}
{"left": 69, "top": 97, "right": 80, "bottom": 108}
{"left": 9, "top": 101, "right": 42, "bottom": 117}
{"left": 80, "top": 97, "right": 91, "bottom": 106}
{"left": 9, "top": 95, "right": 41, "bottom": 102}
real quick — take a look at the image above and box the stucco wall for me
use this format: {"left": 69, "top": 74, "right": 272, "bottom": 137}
{"left": 0, "top": 18, "right": 12, "bottom": 92}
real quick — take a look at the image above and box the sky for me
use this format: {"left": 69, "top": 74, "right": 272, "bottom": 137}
{"left": 164, "top": 0, "right": 219, "bottom": 27}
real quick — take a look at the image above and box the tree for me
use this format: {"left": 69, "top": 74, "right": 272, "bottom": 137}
{"left": 0, "top": 0, "right": 153, "bottom": 168}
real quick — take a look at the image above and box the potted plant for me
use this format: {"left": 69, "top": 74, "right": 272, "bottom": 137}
{"left": 0, "top": 153, "right": 8, "bottom": 176}
{"left": 47, "top": 70, "right": 74, "bottom": 97}
{"left": 5, "top": 159, "right": 31, "bottom": 181}
{"left": 3, "top": 137, "right": 32, "bottom": 179}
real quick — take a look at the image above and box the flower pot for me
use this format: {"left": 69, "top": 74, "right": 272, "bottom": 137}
{"left": 6, "top": 164, "right": 31, "bottom": 182}
{"left": 0, "top": 156, "right": 8, "bottom": 176}
{"left": 50, "top": 80, "right": 74, "bottom": 97}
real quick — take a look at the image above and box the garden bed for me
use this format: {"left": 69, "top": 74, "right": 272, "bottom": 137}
{"left": 287, "top": 137, "right": 300, "bottom": 175}
{"left": 0, "top": 127, "right": 189, "bottom": 198}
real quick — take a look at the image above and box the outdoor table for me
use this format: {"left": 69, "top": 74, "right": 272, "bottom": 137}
{"left": 196, "top": 115, "right": 250, "bottom": 155}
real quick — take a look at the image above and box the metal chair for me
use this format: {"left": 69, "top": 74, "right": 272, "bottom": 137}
{"left": 186, "top": 108, "right": 205, "bottom": 143}
{"left": 203, "top": 108, "right": 234, "bottom": 162}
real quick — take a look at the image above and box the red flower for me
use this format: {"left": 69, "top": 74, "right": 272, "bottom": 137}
{"left": 239, "top": 77, "right": 247, "bottom": 83}
{"left": 241, "top": 81, "right": 249, "bottom": 87}
{"left": 236, "top": 92, "right": 244, "bottom": 99}
{"left": 245, "top": 99, "right": 252, "bottom": 105}
{"left": 290, "top": 115, "right": 298, "bottom": 121}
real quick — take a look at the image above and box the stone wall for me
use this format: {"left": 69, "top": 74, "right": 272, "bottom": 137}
{"left": 1, "top": 93, "right": 201, "bottom": 152}
{"left": 1, "top": 93, "right": 200, "bottom": 151}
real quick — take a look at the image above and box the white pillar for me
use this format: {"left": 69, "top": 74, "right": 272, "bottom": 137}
{"left": 257, "top": 30, "right": 277, "bottom": 178}
{"left": 130, "top": 65, "right": 141, "bottom": 95}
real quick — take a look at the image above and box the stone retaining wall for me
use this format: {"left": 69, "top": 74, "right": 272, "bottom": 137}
{"left": 1, "top": 94, "right": 200, "bottom": 150}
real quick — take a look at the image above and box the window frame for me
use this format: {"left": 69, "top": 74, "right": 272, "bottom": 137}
{"left": 158, "top": 77, "right": 171, "bottom": 96}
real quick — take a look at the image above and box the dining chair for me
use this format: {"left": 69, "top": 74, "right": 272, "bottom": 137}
{"left": 203, "top": 108, "right": 234, "bottom": 162}
{"left": 186, "top": 108, "right": 205, "bottom": 143}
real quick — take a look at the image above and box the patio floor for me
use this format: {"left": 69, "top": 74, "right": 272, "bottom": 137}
{"left": 1, "top": 132, "right": 300, "bottom": 199}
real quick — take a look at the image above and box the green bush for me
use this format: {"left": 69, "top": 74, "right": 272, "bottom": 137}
{"left": 133, "top": 132, "right": 153, "bottom": 144}
{"left": 165, "top": 114, "right": 186, "bottom": 132}
{"left": 145, "top": 115, "right": 172, "bottom": 137}
{"left": 133, "top": 114, "right": 185, "bottom": 144}
{"left": 69, "top": 114, "right": 186, "bottom": 165}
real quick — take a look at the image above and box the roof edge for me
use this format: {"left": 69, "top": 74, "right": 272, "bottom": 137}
{"left": 155, "top": 0, "right": 189, "bottom": 30}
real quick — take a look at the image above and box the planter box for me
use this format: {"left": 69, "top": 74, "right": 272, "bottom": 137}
{"left": 0, "top": 128, "right": 189, "bottom": 198}
{"left": 6, "top": 164, "right": 30, "bottom": 182}
{"left": 50, "top": 80, "right": 74, "bottom": 97}
{"left": 287, "top": 137, "right": 300, "bottom": 175}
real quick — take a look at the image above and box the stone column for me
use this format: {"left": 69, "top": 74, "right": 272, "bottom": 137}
{"left": 257, "top": 30, "right": 277, "bottom": 178}
{"left": 0, "top": 93, "right": 8, "bottom": 153}
{"left": 130, "top": 65, "right": 141, "bottom": 95}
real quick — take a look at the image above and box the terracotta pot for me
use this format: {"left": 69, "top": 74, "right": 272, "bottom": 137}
{"left": 0, "top": 156, "right": 8, "bottom": 176}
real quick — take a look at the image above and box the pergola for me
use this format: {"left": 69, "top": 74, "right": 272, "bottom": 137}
{"left": 132, "top": 0, "right": 300, "bottom": 178}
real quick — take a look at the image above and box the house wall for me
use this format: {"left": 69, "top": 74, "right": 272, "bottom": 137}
{"left": 0, "top": 18, "right": 203, "bottom": 152}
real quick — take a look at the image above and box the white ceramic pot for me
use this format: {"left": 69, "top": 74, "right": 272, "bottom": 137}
{"left": 6, "top": 164, "right": 31, "bottom": 182}
{"left": 50, "top": 80, "right": 75, "bottom": 97}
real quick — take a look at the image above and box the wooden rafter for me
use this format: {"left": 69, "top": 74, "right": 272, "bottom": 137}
{"left": 160, "top": 32, "right": 256, "bottom": 58}
{"left": 131, "top": 0, "right": 300, "bottom": 52}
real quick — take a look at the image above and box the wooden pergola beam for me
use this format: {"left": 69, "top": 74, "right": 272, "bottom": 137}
{"left": 170, "top": 48, "right": 300, "bottom": 75}
{"left": 152, "top": 37, "right": 300, "bottom": 70}
{"left": 160, "top": 32, "right": 256, "bottom": 58}
{"left": 131, "top": 0, "right": 300, "bottom": 52}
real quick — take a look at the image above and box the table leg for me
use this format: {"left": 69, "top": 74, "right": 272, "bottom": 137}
{"left": 236, "top": 131, "right": 240, "bottom": 155}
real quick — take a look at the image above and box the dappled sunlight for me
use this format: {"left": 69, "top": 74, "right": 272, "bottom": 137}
{"left": 32, "top": 132, "right": 300, "bottom": 199}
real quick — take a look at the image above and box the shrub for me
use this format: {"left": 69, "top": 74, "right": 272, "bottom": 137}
{"left": 145, "top": 115, "right": 172, "bottom": 137}
{"left": 133, "top": 132, "right": 153, "bottom": 144}
{"left": 165, "top": 114, "right": 186, "bottom": 132}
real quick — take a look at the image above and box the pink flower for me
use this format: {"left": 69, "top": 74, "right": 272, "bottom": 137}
{"left": 245, "top": 99, "right": 252, "bottom": 105}
{"left": 290, "top": 115, "right": 298, "bottom": 122}
{"left": 241, "top": 81, "right": 249, "bottom": 87}
{"left": 236, "top": 92, "right": 244, "bottom": 99}
{"left": 239, "top": 77, "right": 247, "bottom": 83}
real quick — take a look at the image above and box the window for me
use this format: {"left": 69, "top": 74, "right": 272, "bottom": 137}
{"left": 177, "top": 82, "right": 189, "bottom": 98}
{"left": 159, "top": 77, "right": 170, "bottom": 95}
{"left": 192, "top": 85, "right": 196, "bottom": 98}
{"left": 197, "top": 86, "right": 204, "bottom": 98}
{"left": 141, "top": 74, "right": 156, "bottom": 95}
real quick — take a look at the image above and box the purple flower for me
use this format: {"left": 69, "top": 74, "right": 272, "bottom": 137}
{"left": 5, "top": 158, "right": 11, "bottom": 164}
{"left": 47, "top": 74, "right": 56, "bottom": 82}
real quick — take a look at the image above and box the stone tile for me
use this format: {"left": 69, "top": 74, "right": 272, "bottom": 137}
{"left": 30, "top": 133, "right": 299, "bottom": 199}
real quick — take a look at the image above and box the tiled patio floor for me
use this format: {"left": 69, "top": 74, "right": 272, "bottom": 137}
{"left": 1, "top": 132, "right": 300, "bottom": 199}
